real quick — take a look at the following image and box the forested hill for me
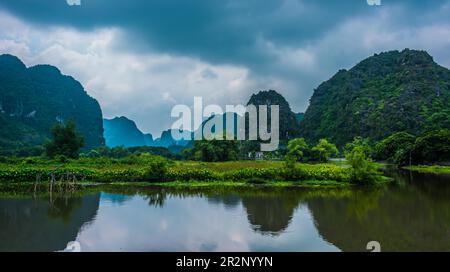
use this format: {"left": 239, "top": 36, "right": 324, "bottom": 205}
{"left": 300, "top": 49, "right": 450, "bottom": 146}
{"left": 247, "top": 90, "right": 301, "bottom": 140}
{"left": 0, "top": 54, "right": 104, "bottom": 152}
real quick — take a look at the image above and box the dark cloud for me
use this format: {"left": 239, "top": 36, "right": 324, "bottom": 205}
{"left": 1, "top": 0, "right": 450, "bottom": 134}
{"left": 2, "top": 0, "right": 444, "bottom": 66}
{"left": 1, "top": 0, "right": 449, "bottom": 70}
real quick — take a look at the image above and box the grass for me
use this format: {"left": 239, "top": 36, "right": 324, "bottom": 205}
{"left": 0, "top": 156, "right": 388, "bottom": 187}
{"left": 170, "top": 160, "right": 285, "bottom": 172}
{"left": 403, "top": 165, "right": 450, "bottom": 174}
{"left": 115, "top": 179, "right": 351, "bottom": 188}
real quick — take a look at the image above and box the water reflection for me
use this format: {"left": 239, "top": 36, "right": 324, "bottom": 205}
{"left": 73, "top": 189, "right": 334, "bottom": 252}
{"left": 0, "top": 170, "right": 449, "bottom": 252}
{"left": 0, "top": 194, "right": 100, "bottom": 252}
{"left": 207, "top": 195, "right": 241, "bottom": 210}
{"left": 101, "top": 193, "right": 132, "bottom": 206}
{"left": 242, "top": 195, "right": 299, "bottom": 236}
{"left": 308, "top": 170, "right": 450, "bottom": 252}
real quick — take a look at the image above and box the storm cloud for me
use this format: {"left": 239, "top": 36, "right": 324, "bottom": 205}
{"left": 0, "top": 0, "right": 449, "bottom": 136}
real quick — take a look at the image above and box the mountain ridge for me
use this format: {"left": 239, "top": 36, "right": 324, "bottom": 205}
{"left": 300, "top": 49, "right": 450, "bottom": 146}
{"left": 0, "top": 54, "right": 104, "bottom": 152}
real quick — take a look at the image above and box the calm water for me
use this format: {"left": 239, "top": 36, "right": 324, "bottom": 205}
{"left": 1, "top": 170, "right": 449, "bottom": 252}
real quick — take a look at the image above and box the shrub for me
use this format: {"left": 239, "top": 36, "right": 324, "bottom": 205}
{"left": 311, "top": 139, "right": 338, "bottom": 162}
{"left": 184, "top": 138, "right": 239, "bottom": 162}
{"left": 55, "top": 155, "right": 69, "bottom": 164}
{"left": 413, "top": 129, "right": 450, "bottom": 164}
{"left": 166, "top": 168, "right": 219, "bottom": 181}
{"left": 281, "top": 163, "right": 351, "bottom": 182}
{"left": 346, "top": 146, "right": 381, "bottom": 185}
{"left": 286, "top": 138, "right": 309, "bottom": 162}
{"left": 22, "top": 157, "right": 38, "bottom": 165}
{"left": 143, "top": 156, "right": 169, "bottom": 181}
{"left": 374, "top": 132, "right": 415, "bottom": 163}
{"left": 224, "top": 168, "right": 280, "bottom": 181}
{"left": 344, "top": 137, "right": 373, "bottom": 157}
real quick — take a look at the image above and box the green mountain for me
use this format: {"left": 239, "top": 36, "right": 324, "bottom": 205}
{"left": 300, "top": 49, "right": 450, "bottom": 146}
{"left": 247, "top": 90, "right": 301, "bottom": 140}
{"left": 0, "top": 54, "right": 104, "bottom": 152}
{"left": 103, "top": 116, "right": 153, "bottom": 148}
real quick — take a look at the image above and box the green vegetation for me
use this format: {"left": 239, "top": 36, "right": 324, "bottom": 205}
{"left": 44, "top": 121, "right": 84, "bottom": 159}
{"left": 286, "top": 138, "right": 338, "bottom": 163}
{"left": 300, "top": 49, "right": 450, "bottom": 147}
{"left": 104, "top": 179, "right": 349, "bottom": 189}
{"left": 0, "top": 154, "right": 387, "bottom": 186}
{"left": 286, "top": 138, "right": 309, "bottom": 162}
{"left": 247, "top": 90, "right": 301, "bottom": 140}
{"left": 344, "top": 137, "right": 373, "bottom": 157}
{"left": 311, "top": 139, "right": 338, "bottom": 163}
{"left": 374, "top": 132, "right": 415, "bottom": 165}
{"left": 182, "top": 139, "right": 239, "bottom": 162}
{"left": 2, "top": 51, "right": 448, "bottom": 190}
{"left": 404, "top": 165, "right": 450, "bottom": 174}
{"left": 375, "top": 129, "right": 450, "bottom": 166}
{"left": 345, "top": 144, "right": 382, "bottom": 185}
{"left": 0, "top": 54, "right": 104, "bottom": 152}
{"left": 284, "top": 137, "right": 384, "bottom": 185}
{"left": 413, "top": 129, "right": 450, "bottom": 164}
{"left": 83, "top": 145, "right": 180, "bottom": 159}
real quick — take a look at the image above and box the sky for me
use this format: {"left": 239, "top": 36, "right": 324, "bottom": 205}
{"left": 0, "top": 0, "right": 450, "bottom": 137}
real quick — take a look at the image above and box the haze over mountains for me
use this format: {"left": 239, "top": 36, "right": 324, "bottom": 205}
{"left": 1, "top": 49, "right": 449, "bottom": 153}
{"left": 103, "top": 117, "right": 153, "bottom": 148}
{"left": 103, "top": 116, "right": 190, "bottom": 148}
{"left": 103, "top": 90, "right": 302, "bottom": 148}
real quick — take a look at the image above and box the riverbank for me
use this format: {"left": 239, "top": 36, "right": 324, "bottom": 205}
{"left": 403, "top": 165, "right": 450, "bottom": 174}
{"left": 0, "top": 156, "right": 388, "bottom": 186}
{"left": 0, "top": 180, "right": 355, "bottom": 199}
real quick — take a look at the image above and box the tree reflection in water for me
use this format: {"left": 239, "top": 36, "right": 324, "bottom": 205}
{"left": 307, "top": 171, "right": 450, "bottom": 252}
{"left": 0, "top": 193, "right": 100, "bottom": 252}
{"left": 1, "top": 169, "right": 449, "bottom": 252}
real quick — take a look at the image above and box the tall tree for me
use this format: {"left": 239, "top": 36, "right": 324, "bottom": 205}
{"left": 45, "top": 121, "right": 84, "bottom": 159}
{"left": 311, "top": 139, "right": 338, "bottom": 162}
{"left": 286, "top": 138, "right": 309, "bottom": 162}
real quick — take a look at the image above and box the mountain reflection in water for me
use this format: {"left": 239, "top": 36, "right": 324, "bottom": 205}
{"left": 0, "top": 169, "right": 449, "bottom": 252}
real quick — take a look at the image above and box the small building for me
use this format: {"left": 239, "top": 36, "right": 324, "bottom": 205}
{"left": 247, "top": 151, "right": 265, "bottom": 160}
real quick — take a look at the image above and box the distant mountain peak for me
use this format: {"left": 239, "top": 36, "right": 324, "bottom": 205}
{"left": 103, "top": 116, "right": 150, "bottom": 148}
{"left": 29, "top": 64, "right": 63, "bottom": 76}
{"left": 247, "top": 90, "right": 291, "bottom": 108}
{"left": 246, "top": 89, "right": 301, "bottom": 140}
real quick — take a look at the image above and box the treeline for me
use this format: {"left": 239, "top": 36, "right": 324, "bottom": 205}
{"left": 83, "top": 146, "right": 180, "bottom": 160}
{"left": 373, "top": 129, "right": 450, "bottom": 166}
{"left": 0, "top": 121, "right": 181, "bottom": 160}
{"left": 2, "top": 120, "right": 449, "bottom": 169}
